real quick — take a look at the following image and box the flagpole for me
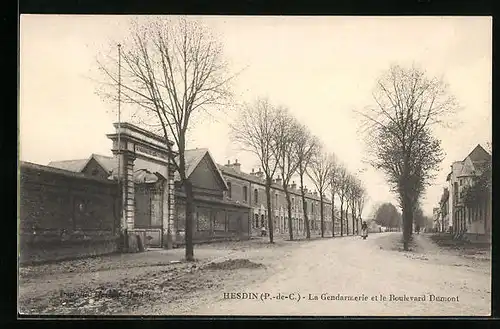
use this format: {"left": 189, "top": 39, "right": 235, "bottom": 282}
{"left": 117, "top": 43, "right": 122, "bottom": 183}
{"left": 117, "top": 43, "right": 126, "bottom": 240}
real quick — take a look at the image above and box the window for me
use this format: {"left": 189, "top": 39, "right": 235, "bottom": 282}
{"left": 255, "top": 214, "right": 259, "bottom": 228}
{"left": 254, "top": 189, "right": 259, "bottom": 205}
{"left": 261, "top": 214, "right": 266, "bottom": 228}
{"left": 292, "top": 197, "right": 295, "bottom": 210}
{"left": 243, "top": 186, "right": 248, "bottom": 202}
{"left": 227, "top": 182, "right": 232, "bottom": 199}
{"left": 275, "top": 194, "right": 278, "bottom": 208}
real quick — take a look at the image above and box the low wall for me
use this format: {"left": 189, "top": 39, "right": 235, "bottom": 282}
{"left": 174, "top": 196, "right": 251, "bottom": 246}
{"left": 19, "top": 162, "right": 122, "bottom": 264}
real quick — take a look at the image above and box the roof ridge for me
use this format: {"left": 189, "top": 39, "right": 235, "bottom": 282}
{"left": 48, "top": 158, "right": 88, "bottom": 164}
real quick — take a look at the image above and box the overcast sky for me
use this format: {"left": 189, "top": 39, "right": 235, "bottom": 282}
{"left": 19, "top": 15, "right": 492, "bottom": 217}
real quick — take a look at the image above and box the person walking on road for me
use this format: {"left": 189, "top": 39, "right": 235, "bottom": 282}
{"left": 361, "top": 221, "right": 368, "bottom": 239}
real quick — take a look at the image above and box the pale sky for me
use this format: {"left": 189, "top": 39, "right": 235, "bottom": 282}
{"left": 19, "top": 15, "right": 492, "bottom": 217}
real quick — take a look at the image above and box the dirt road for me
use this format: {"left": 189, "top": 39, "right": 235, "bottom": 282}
{"left": 19, "top": 233, "right": 491, "bottom": 316}
{"left": 162, "top": 233, "right": 491, "bottom": 316}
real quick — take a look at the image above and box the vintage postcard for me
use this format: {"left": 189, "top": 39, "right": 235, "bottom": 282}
{"left": 18, "top": 15, "right": 492, "bottom": 317}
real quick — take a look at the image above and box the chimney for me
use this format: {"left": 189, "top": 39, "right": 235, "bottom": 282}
{"left": 225, "top": 160, "right": 231, "bottom": 166}
{"left": 232, "top": 159, "right": 241, "bottom": 172}
{"left": 291, "top": 181, "right": 297, "bottom": 190}
{"left": 256, "top": 167, "right": 264, "bottom": 179}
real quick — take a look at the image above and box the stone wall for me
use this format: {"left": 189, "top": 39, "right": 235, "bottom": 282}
{"left": 174, "top": 197, "right": 250, "bottom": 245}
{"left": 19, "top": 162, "right": 122, "bottom": 264}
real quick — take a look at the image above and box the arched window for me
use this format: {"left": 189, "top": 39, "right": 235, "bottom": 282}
{"left": 254, "top": 189, "right": 259, "bottom": 204}
{"left": 275, "top": 193, "right": 278, "bottom": 208}
{"left": 292, "top": 197, "right": 295, "bottom": 210}
{"left": 243, "top": 186, "right": 248, "bottom": 202}
{"left": 255, "top": 213, "right": 259, "bottom": 228}
{"left": 261, "top": 214, "right": 265, "bottom": 227}
{"left": 227, "top": 182, "right": 232, "bottom": 199}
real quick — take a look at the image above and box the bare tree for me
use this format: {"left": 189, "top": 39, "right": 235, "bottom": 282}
{"left": 337, "top": 164, "right": 349, "bottom": 237}
{"left": 274, "top": 111, "right": 301, "bottom": 241}
{"left": 327, "top": 154, "right": 340, "bottom": 237}
{"left": 344, "top": 174, "right": 356, "bottom": 235}
{"left": 294, "top": 125, "right": 320, "bottom": 239}
{"left": 230, "top": 97, "right": 283, "bottom": 244}
{"left": 356, "top": 64, "right": 457, "bottom": 250}
{"left": 95, "top": 17, "right": 234, "bottom": 261}
{"left": 347, "top": 176, "right": 361, "bottom": 235}
{"left": 308, "top": 150, "right": 334, "bottom": 238}
{"left": 355, "top": 182, "right": 367, "bottom": 234}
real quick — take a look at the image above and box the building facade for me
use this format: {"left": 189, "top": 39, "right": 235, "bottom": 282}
{"left": 47, "top": 123, "right": 252, "bottom": 251}
{"left": 445, "top": 144, "right": 491, "bottom": 242}
{"left": 218, "top": 160, "right": 335, "bottom": 237}
{"left": 44, "top": 122, "right": 354, "bottom": 253}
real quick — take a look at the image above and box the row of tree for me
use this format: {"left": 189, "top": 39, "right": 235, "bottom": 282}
{"left": 96, "top": 17, "right": 369, "bottom": 260}
{"left": 230, "top": 98, "right": 368, "bottom": 244}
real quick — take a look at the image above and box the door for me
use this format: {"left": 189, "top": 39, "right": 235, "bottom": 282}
{"left": 135, "top": 184, "right": 152, "bottom": 229}
{"left": 134, "top": 184, "right": 163, "bottom": 248}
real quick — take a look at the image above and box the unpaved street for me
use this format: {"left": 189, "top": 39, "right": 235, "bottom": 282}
{"left": 19, "top": 233, "right": 490, "bottom": 316}
{"left": 160, "top": 233, "right": 491, "bottom": 316}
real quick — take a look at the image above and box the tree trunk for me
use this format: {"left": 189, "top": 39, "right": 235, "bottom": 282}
{"left": 300, "top": 173, "right": 310, "bottom": 239}
{"left": 320, "top": 193, "right": 325, "bottom": 238}
{"left": 265, "top": 177, "right": 274, "bottom": 243}
{"left": 331, "top": 192, "right": 335, "bottom": 237}
{"left": 184, "top": 179, "right": 195, "bottom": 261}
{"left": 402, "top": 194, "right": 413, "bottom": 251}
{"left": 351, "top": 200, "right": 356, "bottom": 235}
{"left": 178, "top": 146, "right": 195, "bottom": 262}
{"left": 284, "top": 185, "right": 294, "bottom": 241}
{"left": 346, "top": 203, "right": 350, "bottom": 236}
{"left": 340, "top": 200, "right": 344, "bottom": 237}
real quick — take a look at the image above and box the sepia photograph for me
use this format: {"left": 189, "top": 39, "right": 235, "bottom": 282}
{"left": 18, "top": 15, "right": 492, "bottom": 317}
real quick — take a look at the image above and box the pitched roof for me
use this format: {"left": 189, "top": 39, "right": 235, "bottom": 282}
{"left": 457, "top": 158, "right": 476, "bottom": 177}
{"left": 91, "top": 154, "right": 116, "bottom": 173}
{"left": 47, "top": 158, "right": 88, "bottom": 172}
{"left": 218, "top": 163, "right": 326, "bottom": 203}
{"left": 174, "top": 149, "right": 228, "bottom": 189}
{"left": 465, "top": 144, "right": 491, "bottom": 163}
{"left": 174, "top": 148, "right": 209, "bottom": 180}
{"left": 48, "top": 154, "right": 116, "bottom": 174}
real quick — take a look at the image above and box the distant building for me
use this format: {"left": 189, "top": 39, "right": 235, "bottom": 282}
{"left": 218, "top": 160, "right": 334, "bottom": 237}
{"left": 439, "top": 187, "right": 450, "bottom": 232}
{"left": 432, "top": 207, "right": 441, "bottom": 232}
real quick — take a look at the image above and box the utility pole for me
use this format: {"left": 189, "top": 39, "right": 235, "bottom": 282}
{"left": 117, "top": 43, "right": 126, "bottom": 247}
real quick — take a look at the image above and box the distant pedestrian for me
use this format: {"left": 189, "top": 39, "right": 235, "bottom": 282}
{"left": 361, "top": 221, "right": 368, "bottom": 239}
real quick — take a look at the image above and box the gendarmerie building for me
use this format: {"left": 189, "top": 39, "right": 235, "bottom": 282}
{"left": 218, "top": 161, "right": 337, "bottom": 237}
{"left": 41, "top": 122, "right": 341, "bottom": 253}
